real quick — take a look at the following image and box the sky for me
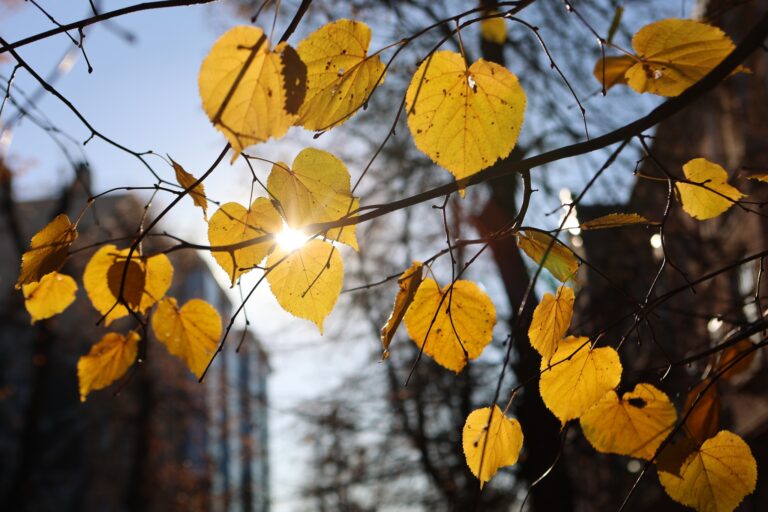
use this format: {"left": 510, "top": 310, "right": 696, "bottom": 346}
{"left": 1, "top": 1, "right": 697, "bottom": 509}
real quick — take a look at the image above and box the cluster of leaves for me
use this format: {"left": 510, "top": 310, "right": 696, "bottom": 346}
{"left": 14, "top": 9, "right": 767, "bottom": 511}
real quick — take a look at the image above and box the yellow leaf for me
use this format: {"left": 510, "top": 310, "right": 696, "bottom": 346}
{"left": 267, "top": 148, "right": 359, "bottom": 250}
{"left": 677, "top": 158, "right": 745, "bottom": 220}
{"left": 22, "top": 271, "right": 78, "bottom": 324}
{"left": 580, "top": 213, "right": 654, "bottom": 230}
{"left": 77, "top": 331, "right": 140, "bottom": 401}
{"left": 592, "top": 55, "right": 635, "bottom": 90}
{"left": 380, "top": 261, "right": 424, "bottom": 358}
{"left": 579, "top": 383, "right": 677, "bottom": 460}
{"left": 625, "top": 19, "right": 742, "bottom": 97}
{"left": 199, "top": 26, "right": 307, "bottom": 158}
{"left": 266, "top": 239, "right": 343, "bottom": 332}
{"left": 658, "top": 431, "right": 757, "bottom": 512}
{"left": 540, "top": 336, "right": 622, "bottom": 424}
{"left": 151, "top": 297, "right": 222, "bottom": 378}
{"left": 747, "top": 173, "right": 768, "bottom": 183}
{"left": 462, "top": 405, "right": 523, "bottom": 486}
{"left": 717, "top": 340, "right": 756, "bottom": 381}
{"left": 480, "top": 16, "right": 507, "bottom": 45}
{"left": 17, "top": 213, "right": 77, "bottom": 288}
{"left": 404, "top": 278, "right": 496, "bottom": 373}
{"left": 517, "top": 230, "right": 580, "bottom": 282}
{"left": 171, "top": 157, "right": 208, "bottom": 219}
{"left": 406, "top": 51, "right": 526, "bottom": 182}
{"left": 682, "top": 380, "right": 720, "bottom": 446}
{"left": 296, "top": 19, "right": 385, "bottom": 131}
{"left": 528, "top": 286, "right": 574, "bottom": 363}
{"left": 207, "top": 198, "right": 282, "bottom": 286}
{"left": 83, "top": 245, "right": 173, "bottom": 325}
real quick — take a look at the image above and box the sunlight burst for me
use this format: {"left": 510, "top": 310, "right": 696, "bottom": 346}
{"left": 275, "top": 224, "right": 309, "bottom": 252}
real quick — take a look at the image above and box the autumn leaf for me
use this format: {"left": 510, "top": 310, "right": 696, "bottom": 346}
{"left": 682, "top": 380, "right": 720, "bottom": 445}
{"left": 83, "top": 245, "right": 173, "bottom": 325}
{"left": 406, "top": 50, "right": 526, "bottom": 182}
{"left": 266, "top": 239, "right": 343, "bottom": 332}
{"left": 404, "top": 278, "right": 496, "bottom": 373}
{"left": 580, "top": 213, "right": 654, "bottom": 230}
{"left": 528, "top": 285, "right": 574, "bottom": 363}
{"left": 747, "top": 173, "right": 768, "bottom": 183}
{"left": 462, "top": 405, "right": 523, "bottom": 486}
{"left": 199, "top": 26, "right": 307, "bottom": 158}
{"left": 77, "top": 331, "right": 140, "bottom": 401}
{"left": 208, "top": 198, "right": 282, "bottom": 285}
{"left": 517, "top": 230, "right": 580, "bottom": 282}
{"left": 380, "top": 261, "right": 424, "bottom": 359}
{"left": 480, "top": 16, "right": 507, "bottom": 45}
{"left": 151, "top": 297, "right": 222, "bottom": 378}
{"left": 22, "top": 271, "right": 78, "bottom": 324}
{"left": 296, "top": 19, "right": 385, "bottom": 131}
{"left": 593, "top": 55, "right": 635, "bottom": 91}
{"left": 625, "top": 19, "right": 743, "bottom": 97}
{"left": 539, "top": 336, "right": 622, "bottom": 424}
{"left": 677, "top": 158, "right": 745, "bottom": 220}
{"left": 658, "top": 431, "right": 757, "bottom": 512}
{"left": 716, "top": 340, "right": 756, "bottom": 381}
{"left": 267, "top": 148, "right": 359, "bottom": 250}
{"left": 171, "top": 157, "right": 208, "bottom": 219}
{"left": 580, "top": 383, "right": 677, "bottom": 460}
{"left": 17, "top": 213, "right": 78, "bottom": 288}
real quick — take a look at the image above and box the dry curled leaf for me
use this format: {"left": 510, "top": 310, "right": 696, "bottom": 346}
{"left": 380, "top": 261, "right": 424, "bottom": 359}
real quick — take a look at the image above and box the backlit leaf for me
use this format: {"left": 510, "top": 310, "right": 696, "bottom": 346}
{"left": 22, "top": 271, "right": 78, "bottom": 323}
{"left": 380, "top": 261, "right": 424, "bottom": 358}
{"left": 267, "top": 148, "right": 359, "bottom": 250}
{"left": 677, "top": 158, "right": 745, "bottom": 220}
{"left": 682, "top": 380, "right": 720, "bottom": 445}
{"left": 580, "top": 383, "right": 677, "bottom": 459}
{"left": 518, "top": 230, "right": 580, "bottom": 282}
{"left": 151, "top": 297, "right": 222, "bottom": 378}
{"left": 199, "top": 26, "right": 307, "bottom": 158}
{"left": 528, "top": 285, "right": 574, "bottom": 363}
{"left": 404, "top": 278, "right": 496, "bottom": 373}
{"left": 266, "top": 239, "right": 343, "bottom": 332}
{"left": 83, "top": 245, "right": 173, "bottom": 325}
{"left": 77, "top": 331, "right": 140, "bottom": 401}
{"left": 208, "top": 198, "right": 282, "bottom": 285}
{"left": 296, "top": 19, "right": 385, "bottom": 131}
{"left": 717, "top": 340, "right": 756, "bottom": 381}
{"left": 17, "top": 213, "right": 77, "bottom": 288}
{"left": 658, "top": 431, "right": 757, "bottom": 512}
{"left": 171, "top": 157, "right": 208, "bottom": 219}
{"left": 540, "top": 336, "right": 622, "bottom": 424}
{"left": 580, "top": 213, "right": 654, "bottom": 230}
{"left": 462, "top": 405, "right": 523, "bottom": 486}
{"left": 593, "top": 55, "right": 634, "bottom": 91}
{"left": 480, "top": 16, "right": 507, "bottom": 45}
{"left": 625, "top": 19, "right": 743, "bottom": 97}
{"left": 406, "top": 51, "right": 526, "bottom": 182}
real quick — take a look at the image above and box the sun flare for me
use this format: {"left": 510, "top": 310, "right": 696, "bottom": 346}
{"left": 275, "top": 224, "right": 308, "bottom": 252}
